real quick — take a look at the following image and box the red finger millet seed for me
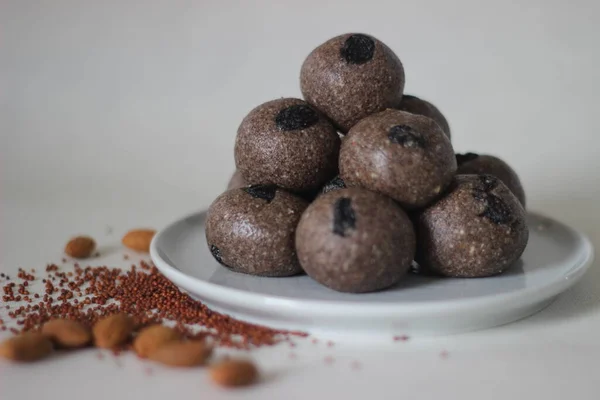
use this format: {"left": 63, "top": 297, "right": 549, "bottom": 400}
{"left": 1, "top": 261, "right": 306, "bottom": 350}
{"left": 393, "top": 335, "right": 409, "bottom": 342}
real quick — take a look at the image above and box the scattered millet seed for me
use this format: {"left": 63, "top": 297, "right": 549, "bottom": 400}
{"left": 327, "top": 340, "right": 334, "bottom": 347}
{"left": 324, "top": 356, "right": 334, "bottom": 365}
{"left": 1, "top": 261, "right": 306, "bottom": 349}
{"left": 440, "top": 350, "right": 449, "bottom": 359}
{"left": 393, "top": 335, "right": 410, "bottom": 342}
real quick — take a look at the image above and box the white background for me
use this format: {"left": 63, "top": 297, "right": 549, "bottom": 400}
{"left": 1, "top": 0, "right": 600, "bottom": 399}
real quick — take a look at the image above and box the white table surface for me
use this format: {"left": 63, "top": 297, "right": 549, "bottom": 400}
{"left": 1, "top": 1, "right": 600, "bottom": 399}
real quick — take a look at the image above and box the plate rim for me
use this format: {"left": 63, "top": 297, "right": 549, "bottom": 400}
{"left": 150, "top": 210, "right": 595, "bottom": 317}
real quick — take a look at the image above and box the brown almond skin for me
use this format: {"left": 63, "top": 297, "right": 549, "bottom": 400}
{"left": 93, "top": 313, "right": 134, "bottom": 349}
{"left": 148, "top": 340, "right": 212, "bottom": 367}
{"left": 0, "top": 333, "right": 53, "bottom": 362}
{"left": 65, "top": 236, "right": 95, "bottom": 259}
{"left": 42, "top": 319, "right": 91, "bottom": 348}
{"left": 133, "top": 325, "right": 181, "bottom": 358}
{"left": 122, "top": 229, "right": 156, "bottom": 252}
{"left": 210, "top": 359, "right": 259, "bottom": 387}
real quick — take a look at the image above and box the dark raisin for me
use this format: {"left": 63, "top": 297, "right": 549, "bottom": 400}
{"left": 456, "top": 152, "right": 479, "bottom": 166}
{"left": 388, "top": 125, "right": 425, "bottom": 148}
{"left": 340, "top": 34, "right": 375, "bottom": 64}
{"left": 332, "top": 197, "right": 356, "bottom": 237}
{"left": 321, "top": 176, "right": 346, "bottom": 195}
{"left": 243, "top": 184, "right": 277, "bottom": 202}
{"left": 275, "top": 104, "right": 319, "bottom": 131}
{"left": 479, "top": 174, "right": 498, "bottom": 191}
{"left": 472, "top": 188, "right": 487, "bottom": 202}
{"left": 479, "top": 195, "right": 512, "bottom": 224}
{"left": 471, "top": 175, "right": 512, "bottom": 225}
{"left": 210, "top": 245, "right": 223, "bottom": 264}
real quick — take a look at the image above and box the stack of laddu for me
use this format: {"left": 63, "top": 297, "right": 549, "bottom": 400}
{"left": 206, "top": 33, "right": 529, "bottom": 293}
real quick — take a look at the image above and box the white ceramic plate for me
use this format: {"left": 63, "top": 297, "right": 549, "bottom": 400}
{"left": 150, "top": 211, "right": 594, "bottom": 336}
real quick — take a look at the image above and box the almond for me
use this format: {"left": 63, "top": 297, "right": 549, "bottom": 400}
{"left": 64, "top": 236, "right": 95, "bottom": 259}
{"left": 42, "top": 319, "right": 91, "bottom": 348}
{"left": 133, "top": 325, "right": 180, "bottom": 358}
{"left": 148, "top": 340, "right": 212, "bottom": 367}
{"left": 0, "top": 333, "right": 53, "bottom": 362}
{"left": 209, "top": 359, "right": 259, "bottom": 387}
{"left": 92, "top": 313, "right": 134, "bottom": 349}
{"left": 122, "top": 229, "right": 156, "bottom": 252}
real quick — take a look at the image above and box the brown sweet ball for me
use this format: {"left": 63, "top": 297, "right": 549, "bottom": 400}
{"left": 226, "top": 170, "right": 247, "bottom": 190}
{"left": 398, "top": 95, "right": 451, "bottom": 139}
{"left": 295, "top": 188, "right": 415, "bottom": 293}
{"left": 234, "top": 98, "right": 340, "bottom": 192}
{"left": 206, "top": 185, "right": 308, "bottom": 276}
{"left": 416, "top": 174, "right": 529, "bottom": 278}
{"left": 339, "top": 109, "right": 456, "bottom": 209}
{"left": 300, "top": 33, "right": 405, "bottom": 132}
{"left": 456, "top": 153, "right": 526, "bottom": 206}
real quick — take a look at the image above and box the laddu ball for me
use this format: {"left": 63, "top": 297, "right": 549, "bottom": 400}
{"left": 235, "top": 98, "right": 340, "bottom": 192}
{"left": 206, "top": 185, "right": 308, "bottom": 276}
{"left": 416, "top": 174, "right": 528, "bottom": 278}
{"left": 340, "top": 109, "right": 456, "bottom": 209}
{"left": 301, "top": 33, "right": 405, "bottom": 132}
{"left": 296, "top": 188, "right": 415, "bottom": 293}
